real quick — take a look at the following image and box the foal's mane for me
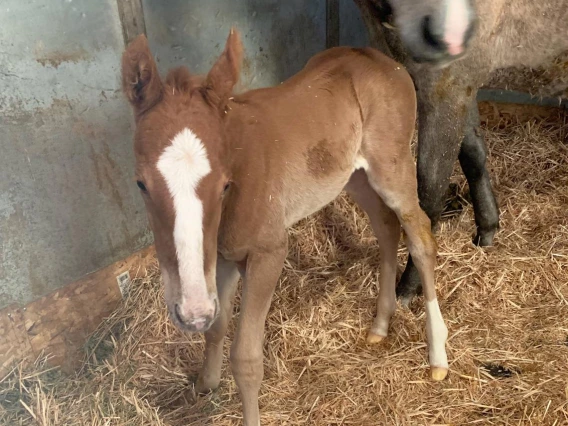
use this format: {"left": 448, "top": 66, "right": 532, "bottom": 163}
{"left": 165, "top": 66, "right": 232, "bottom": 110}
{"left": 165, "top": 67, "right": 205, "bottom": 96}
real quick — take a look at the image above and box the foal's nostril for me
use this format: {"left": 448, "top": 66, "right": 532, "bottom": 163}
{"left": 173, "top": 302, "right": 216, "bottom": 330}
{"left": 174, "top": 303, "right": 185, "bottom": 324}
{"left": 422, "top": 15, "right": 445, "bottom": 51}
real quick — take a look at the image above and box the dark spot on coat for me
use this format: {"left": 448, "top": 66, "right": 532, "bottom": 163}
{"left": 306, "top": 139, "right": 337, "bottom": 178}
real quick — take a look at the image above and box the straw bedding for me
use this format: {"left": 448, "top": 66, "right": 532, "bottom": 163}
{"left": 485, "top": 52, "right": 568, "bottom": 98}
{"left": 1, "top": 106, "right": 567, "bottom": 425}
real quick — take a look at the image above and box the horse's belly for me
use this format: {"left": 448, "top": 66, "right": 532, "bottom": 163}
{"left": 283, "top": 172, "right": 351, "bottom": 228}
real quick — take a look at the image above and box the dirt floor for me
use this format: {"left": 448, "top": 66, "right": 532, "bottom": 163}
{"left": 1, "top": 105, "right": 567, "bottom": 425}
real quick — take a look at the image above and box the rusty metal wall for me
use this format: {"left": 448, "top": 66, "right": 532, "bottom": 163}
{"left": 0, "top": 0, "right": 370, "bottom": 310}
{"left": 0, "top": 0, "right": 151, "bottom": 309}
{"left": 1, "top": 0, "right": 562, "bottom": 311}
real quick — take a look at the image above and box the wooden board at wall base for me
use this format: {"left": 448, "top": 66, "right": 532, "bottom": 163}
{"left": 0, "top": 246, "right": 156, "bottom": 377}
{"left": 0, "top": 305, "right": 33, "bottom": 376}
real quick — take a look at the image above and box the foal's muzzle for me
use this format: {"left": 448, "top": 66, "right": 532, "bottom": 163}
{"left": 171, "top": 297, "right": 220, "bottom": 333}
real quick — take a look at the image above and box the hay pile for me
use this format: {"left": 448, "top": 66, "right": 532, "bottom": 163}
{"left": 1, "top": 107, "right": 567, "bottom": 425}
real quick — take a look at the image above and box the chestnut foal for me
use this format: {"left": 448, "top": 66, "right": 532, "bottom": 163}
{"left": 122, "top": 29, "right": 448, "bottom": 425}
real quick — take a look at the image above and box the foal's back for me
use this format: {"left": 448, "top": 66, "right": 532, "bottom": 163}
{"left": 223, "top": 47, "right": 416, "bottom": 228}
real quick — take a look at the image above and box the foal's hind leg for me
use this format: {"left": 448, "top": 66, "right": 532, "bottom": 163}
{"left": 397, "top": 83, "right": 476, "bottom": 304}
{"left": 362, "top": 145, "right": 449, "bottom": 380}
{"left": 345, "top": 170, "right": 399, "bottom": 343}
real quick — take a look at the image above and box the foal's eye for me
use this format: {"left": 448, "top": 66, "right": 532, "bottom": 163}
{"left": 222, "top": 182, "right": 231, "bottom": 194}
{"left": 136, "top": 180, "right": 148, "bottom": 193}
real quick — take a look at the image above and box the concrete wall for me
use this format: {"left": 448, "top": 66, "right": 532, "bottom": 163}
{"left": 0, "top": 0, "right": 151, "bottom": 309}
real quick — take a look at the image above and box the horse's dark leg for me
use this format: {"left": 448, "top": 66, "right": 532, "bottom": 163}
{"left": 396, "top": 79, "right": 471, "bottom": 306}
{"left": 458, "top": 100, "right": 499, "bottom": 246}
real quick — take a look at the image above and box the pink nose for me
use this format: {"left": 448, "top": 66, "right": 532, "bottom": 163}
{"left": 443, "top": 0, "right": 471, "bottom": 57}
{"left": 446, "top": 43, "right": 464, "bottom": 56}
{"left": 173, "top": 298, "right": 218, "bottom": 332}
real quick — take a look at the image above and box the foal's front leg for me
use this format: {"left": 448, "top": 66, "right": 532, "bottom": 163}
{"left": 196, "top": 257, "right": 240, "bottom": 393}
{"left": 230, "top": 244, "right": 287, "bottom": 426}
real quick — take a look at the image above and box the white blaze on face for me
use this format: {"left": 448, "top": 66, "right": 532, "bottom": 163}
{"left": 157, "top": 128, "right": 213, "bottom": 318}
{"left": 444, "top": 0, "right": 470, "bottom": 56}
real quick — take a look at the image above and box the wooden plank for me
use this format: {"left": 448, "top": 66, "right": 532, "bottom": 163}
{"left": 0, "top": 246, "right": 155, "bottom": 375}
{"left": 22, "top": 273, "right": 122, "bottom": 371}
{"left": 116, "top": 0, "right": 147, "bottom": 45}
{"left": 326, "top": 0, "right": 340, "bottom": 49}
{"left": 0, "top": 305, "right": 33, "bottom": 377}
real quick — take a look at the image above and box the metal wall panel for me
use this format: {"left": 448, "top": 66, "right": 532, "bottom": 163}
{"left": 0, "top": 0, "right": 150, "bottom": 309}
{"left": 0, "top": 0, "right": 371, "bottom": 310}
{"left": 339, "top": 0, "right": 369, "bottom": 47}
{"left": 143, "top": 0, "right": 327, "bottom": 89}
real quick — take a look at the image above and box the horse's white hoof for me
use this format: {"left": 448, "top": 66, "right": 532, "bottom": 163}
{"left": 366, "top": 331, "right": 386, "bottom": 344}
{"left": 431, "top": 366, "right": 448, "bottom": 381}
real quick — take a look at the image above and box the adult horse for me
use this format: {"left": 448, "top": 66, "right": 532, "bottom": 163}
{"left": 354, "top": 0, "right": 568, "bottom": 303}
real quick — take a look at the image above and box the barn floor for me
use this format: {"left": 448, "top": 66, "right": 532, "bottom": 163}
{"left": 1, "top": 105, "right": 568, "bottom": 425}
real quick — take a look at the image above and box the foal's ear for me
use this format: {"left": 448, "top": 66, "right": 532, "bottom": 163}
{"left": 121, "top": 34, "right": 163, "bottom": 115}
{"left": 205, "top": 28, "right": 243, "bottom": 104}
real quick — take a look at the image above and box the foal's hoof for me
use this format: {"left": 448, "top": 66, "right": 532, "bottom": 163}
{"left": 431, "top": 367, "right": 448, "bottom": 381}
{"left": 366, "top": 332, "right": 386, "bottom": 344}
{"left": 195, "top": 374, "right": 220, "bottom": 394}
